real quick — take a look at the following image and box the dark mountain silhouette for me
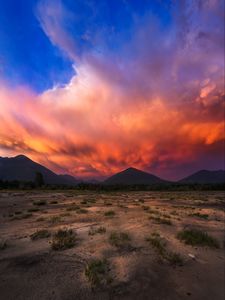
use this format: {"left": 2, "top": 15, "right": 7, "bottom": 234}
{"left": 104, "top": 167, "right": 168, "bottom": 185}
{"left": 179, "top": 170, "right": 225, "bottom": 184}
{"left": 0, "top": 155, "right": 78, "bottom": 185}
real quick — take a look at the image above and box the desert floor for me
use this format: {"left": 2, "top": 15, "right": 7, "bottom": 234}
{"left": 0, "top": 190, "right": 224, "bottom": 300}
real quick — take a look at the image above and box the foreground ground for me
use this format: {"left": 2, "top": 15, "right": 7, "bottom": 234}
{"left": 0, "top": 190, "right": 224, "bottom": 300}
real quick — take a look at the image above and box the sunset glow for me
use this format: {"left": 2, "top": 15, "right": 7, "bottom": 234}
{"left": 0, "top": 0, "right": 224, "bottom": 180}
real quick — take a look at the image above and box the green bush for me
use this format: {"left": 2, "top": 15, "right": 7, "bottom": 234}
{"left": 30, "top": 229, "right": 51, "bottom": 240}
{"left": 89, "top": 226, "right": 106, "bottom": 236}
{"left": 104, "top": 210, "right": 115, "bottom": 217}
{"left": 109, "top": 231, "right": 131, "bottom": 248}
{"left": 33, "top": 200, "right": 46, "bottom": 206}
{"left": 177, "top": 229, "right": 219, "bottom": 248}
{"left": 85, "top": 259, "right": 109, "bottom": 285}
{"left": 51, "top": 229, "right": 77, "bottom": 250}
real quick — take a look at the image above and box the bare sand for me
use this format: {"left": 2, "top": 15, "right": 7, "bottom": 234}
{"left": 0, "top": 190, "right": 224, "bottom": 300}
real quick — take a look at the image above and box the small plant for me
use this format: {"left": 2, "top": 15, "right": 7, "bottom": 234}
{"left": 171, "top": 210, "right": 178, "bottom": 216}
{"left": 50, "top": 200, "right": 58, "bottom": 204}
{"left": 80, "top": 200, "right": 87, "bottom": 205}
{"left": 51, "top": 229, "right": 77, "bottom": 250}
{"left": 142, "top": 206, "right": 149, "bottom": 211}
{"left": 109, "top": 231, "right": 131, "bottom": 248}
{"left": 177, "top": 229, "right": 219, "bottom": 248}
{"left": 89, "top": 226, "right": 106, "bottom": 236}
{"left": 33, "top": 200, "right": 46, "bottom": 206}
{"left": 27, "top": 207, "right": 40, "bottom": 212}
{"left": 66, "top": 205, "right": 80, "bottom": 211}
{"left": 167, "top": 252, "right": 183, "bottom": 266}
{"left": 60, "top": 212, "right": 71, "bottom": 217}
{"left": 36, "top": 217, "right": 45, "bottom": 222}
{"left": 162, "top": 213, "right": 171, "bottom": 219}
{"left": 11, "top": 213, "right": 33, "bottom": 220}
{"left": 30, "top": 229, "right": 51, "bottom": 240}
{"left": 88, "top": 198, "right": 96, "bottom": 203}
{"left": 146, "top": 233, "right": 183, "bottom": 266}
{"left": 146, "top": 234, "right": 166, "bottom": 256}
{"left": 85, "top": 259, "right": 110, "bottom": 285}
{"left": 189, "top": 213, "right": 209, "bottom": 219}
{"left": 0, "top": 240, "right": 7, "bottom": 250}
{"left": 149, "top": 216, "right": 172, "bottom": 225}
{"left": 77, "top": 208, "right": 88, "bottom": 214}
{"left": 104, "top": 210, "right": 115, "bottom": 217}
{"left": 49, "top": 216, "right": 62, "bottom": 224}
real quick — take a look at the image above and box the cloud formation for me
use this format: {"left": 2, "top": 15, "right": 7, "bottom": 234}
{"left": 0, "top": 0, "right": 224, "bottom": 180}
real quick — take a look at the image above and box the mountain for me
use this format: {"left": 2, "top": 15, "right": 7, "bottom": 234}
{"left": 104, "top": 167, "right": 168, "bottom": 185}
{"left": 0, "top": 155, "right": 78, "bottom": 185}
{"left": 179, "top": 170, "right": 225, "bottom": 184}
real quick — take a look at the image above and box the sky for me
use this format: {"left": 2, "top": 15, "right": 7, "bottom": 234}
{"left": 0, "top": 0, "right": 224, "bottom": 180}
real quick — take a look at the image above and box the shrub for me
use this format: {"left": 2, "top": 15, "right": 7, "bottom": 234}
{"left": 146, "top": 235, "right": 166, "bottom": 256}
{"left": 30, "top": 229, "right": 51, "bottom": 240}
{"left": 77, "top": 208, "right": 88, "bottom": 214}
{"left": 142, "top": 206, "right": 149, "bottom": 211}
{"left": 85, "top": 259, "right": 109, "bottom": 285}
{"left": 33, "top": 200, "right": 46, "bottom": 206}
{"left": 167, "top": 252, "right": 183, "bottom": 266}
{"left": 177, "top": 229, "right": 219, "bottom": 248}
{"left": 49, "top": 216, "right": 62, "bottom": 224}
{"left": 36, "top": 217, "right": 45, "bottom": 222}
{"left": 146, "top": 233, "right": 183, "bottom": 266}
{"left": 109, "top": 231, "right": 131, "bottom": 248}
{"left": 51, "top": 229, "right": 77, "bottom": 250}
{"left": 189, "top": 213, "right": 209, "bottom": 219}
{"left": 104, "top": 210, "right": 115, "bottom": 217}
{"left": 50, "top": 200, "right": 58, "bottom": 204}
{"left": 149, "top": 216, "right": 172, "bottom": 225}
{"left": 89, "top": 226, "right": 106, "bottom": 236}
{"left": 11, "top": 213, "right": 33, "bottom": 220}
{"left": 66, "top": 205, "right": 80, "bottom": 211}
{"left": 27, "top": 207, "right": 40, "bottom": 212}
{"left": 0, "top": 240, "right": 7, "bottom": 250}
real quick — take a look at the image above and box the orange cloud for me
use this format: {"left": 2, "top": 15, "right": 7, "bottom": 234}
{"left": 0, "top": 61, "right": 224, "bottom": 180}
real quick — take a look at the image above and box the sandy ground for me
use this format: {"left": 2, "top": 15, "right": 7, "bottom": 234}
{"left": 0, "top": 190, "right": 224, "bottom": 300}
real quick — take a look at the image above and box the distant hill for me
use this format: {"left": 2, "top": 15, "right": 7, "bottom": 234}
{"left": 104, "top": 167, "right": 168, "bottom": 185}
{"left": 179, "top": 170, "right": 225, "bottom": 184}
{"left": 0, "top": 155, "right": 78, "bottom": 185}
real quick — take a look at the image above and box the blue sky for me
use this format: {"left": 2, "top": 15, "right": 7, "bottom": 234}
{"left": 0, "top": 0, "right": 172, "bottom": 92}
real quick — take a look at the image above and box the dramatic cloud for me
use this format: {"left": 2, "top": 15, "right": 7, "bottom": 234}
{"left": 0, "top": 0, "right": 224, "bottom": 180}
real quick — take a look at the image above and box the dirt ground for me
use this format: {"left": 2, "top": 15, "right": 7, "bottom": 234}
{"left": 0, "top": 190, "right": 224, "bottom": 300}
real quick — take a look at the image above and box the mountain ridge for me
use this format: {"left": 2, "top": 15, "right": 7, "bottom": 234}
{"left": 0, "top": 155, "right": 78, "bottom": 185}
{"left": 179, "top": 169, "right": 225, "bottom": 184}
{"left": 103, "top": 167, "right": 168, "bottom": 185}
{"left": 0, "top": 155, "right": 224, "bottom": 185}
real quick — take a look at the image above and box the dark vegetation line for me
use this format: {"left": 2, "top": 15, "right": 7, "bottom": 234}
{"left": 0, "top": 180, "right": 224, "bottom": 191}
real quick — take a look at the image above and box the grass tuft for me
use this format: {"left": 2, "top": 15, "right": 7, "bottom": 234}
{"left": 177, "top": 229, "right": 219, "bottom": 248}
{"left": 89, "top": 226, "right": 106, "bottom": 236}
{"left": 104, "top": 210, "right": 115, "bottom": 217}
{"left": 30, "top": 229, "right": 51, "bottom": 240}
{"left": 109, "top": 231, "right": 131, "bottom": 248}
{"left": 146, "top": 233, "right": 183, "bottom": 266}
{"left": 189, "top": 213, "right": 209, "bottom": 219}
{"left": 33, "top": 200, "right": 47, "bottom": 206}
{"left": 49, "top": 216, "right": 62, "bottom": 224}
{"left": 51, "top": 229, "right": 77, "bottom": 250}
{"left": 85, "top": 259, "right": 110, "bottom": 286}
{"left": 0, "top": 240, "right": 7, "bottom": 250}
{"left": 149, "top": 216, "right": 172, "bottom": 225}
